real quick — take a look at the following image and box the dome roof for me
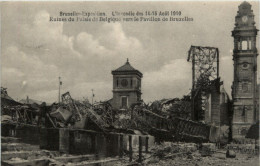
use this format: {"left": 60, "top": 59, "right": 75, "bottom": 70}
{"left": 114, "top": 59, "right": 137, "bottom": 72}
{"left": 112, "top": 59, "right": 142, "bottom": 77}
{"left": 240, "top": 1, "right": 251, "bottom": 7}
{"left": 238, "top": 1, "right": 252, "bottom": 14}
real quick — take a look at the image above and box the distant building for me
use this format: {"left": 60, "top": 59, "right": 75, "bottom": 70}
{"left": 19, "top": 96, "right": 43, "bottom": 105}
{"left": 231, "top": 1, "right": 259, "bottom": 139}
{"left": 111, "top": 59, "right": 142, "bottom": 110}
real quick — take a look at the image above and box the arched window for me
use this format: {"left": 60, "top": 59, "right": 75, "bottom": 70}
{"left": 242, "top": 41, "right": 247, "bottom": 50}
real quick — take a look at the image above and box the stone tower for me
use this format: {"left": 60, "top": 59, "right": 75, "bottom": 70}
{"left": 111, "top": 59, "right": 142, "bottom": 110}
{"left": 231, "top": 1, "right": 259, "bottom": 138}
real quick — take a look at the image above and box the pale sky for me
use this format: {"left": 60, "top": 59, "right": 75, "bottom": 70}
{"left": 1, "top": 1, "right": 259, "bottom": 103}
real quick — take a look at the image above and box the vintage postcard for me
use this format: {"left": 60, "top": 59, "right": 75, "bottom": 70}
{"left": 1, "top": 1, "right": 259, "bottom": 166}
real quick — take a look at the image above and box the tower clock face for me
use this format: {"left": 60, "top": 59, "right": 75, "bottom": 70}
{"left": 242, "top": 16, "right": 248, "bottom": 23}
{"left": 121, "top": 79, "right": 128, "bottom": 87}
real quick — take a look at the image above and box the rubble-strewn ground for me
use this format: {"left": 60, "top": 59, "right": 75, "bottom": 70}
{"left": 114, "top": 142, "right": 259, "bottom": 166}
{"left": 114, "top": 151, "right": 259, "bottom": 166}
{"left": 145, "top": 152, "right": 259, "bottom": 166}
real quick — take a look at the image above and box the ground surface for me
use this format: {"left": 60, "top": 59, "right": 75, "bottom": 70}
{"left": 146, "top": 152, "right": 259, "bottom": 166}
{"left": 2, "top": 136, "right": 259, "bottom": 166}
{"left": 114, "top": 151, "right": 259, "bottom": 166}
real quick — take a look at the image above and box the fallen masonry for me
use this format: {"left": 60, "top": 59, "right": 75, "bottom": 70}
{"left": 1, "top": 89, "right": 259, "bottom": 165}
{"left": 112, "top": 142, "right": 259, "bottom": 166}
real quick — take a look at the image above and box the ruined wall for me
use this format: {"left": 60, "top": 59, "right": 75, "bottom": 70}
{"left": 204, "top": 82, "right": 231, "bottom": 127}
{"left": 16, "top": 124, "right": 41, "bottom": 145}
{"left": 210, "top": 86, "right": 221, "bottom": 125}
{"left": 40, "top": 128, "right": 60, "bottom": 150}
{"left": 2, "top": 124, "right": 126, "bottom": 157}
{"left": 1, "top": 123, "right": 16, "bottom": 137}
{"left": 220, "top": 103, "right": 230, "bottom": 125}
{"left": 69, "top": 130, "right": 99, "bottom": 154}
{"left": 59, "top": 128, "right": 70, "bottom": 153}
{"left": 2, "top": 123, "right": 41, "bottom": 145}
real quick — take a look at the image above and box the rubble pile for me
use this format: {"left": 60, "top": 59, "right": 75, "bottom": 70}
{"left": 1, "top": 87, "right": 213, "bottom": 144}
{"left": 2, "top": 105, "right": 39, "bottom": 125}
{"left": 139, "top": 142, "right": 258, "bottom": 166}
{"left": 113, "top": 141, "right": 259, "bottom": 166}
{"left": 200, "top": 143, "right": 216, "bottom": 156}
{"left": 1, "top": 90, "right": 115, "bottom": 131}
{"left": 226, "top": 143, "right": 258, "bottom": 155}
{"left": 140, "top": 96, "right": 191, "bottom": 119}
{"left": 151, "top": 142, "right": 197, "bottom": 158}
{"left": 139, "top": 142, "right": 198, "bottom": 165}
{"left": 145, "top": 152, "right": 259, "bottom": 166}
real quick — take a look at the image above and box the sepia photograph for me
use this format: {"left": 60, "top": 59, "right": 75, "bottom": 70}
{"left": 1, "top": 1, "right": 259, "bottom": 165}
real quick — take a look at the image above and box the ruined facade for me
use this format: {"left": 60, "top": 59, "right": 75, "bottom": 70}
{"left": 189, "top": 78, "right": 231, "bottom": 126}
{"left": 204, "top": 80, "right": 231, "bottom": 126}
{"left": 231, "top": 1, "right": 259, "bottom": 139}
{"left": 111, "top": 59, "right": 143, "bottom": 110}
{"left": 187, "top": 46, "right": 219, "bottom": 121}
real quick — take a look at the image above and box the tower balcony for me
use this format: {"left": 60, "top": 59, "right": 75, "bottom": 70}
{"left": 233, "top": 48, "right": 258, "bottom": 54}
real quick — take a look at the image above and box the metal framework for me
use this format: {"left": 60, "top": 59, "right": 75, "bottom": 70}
{"left": 61, "top": 92, "right": 82, "bottom": 122}
{"left": 187, "top": 46, "right": 219, "bottom": 120}
{"left": 188, "top": 46, "right": 219, "bottom": 89}
{"left": 61, "top": 92, "right": 110, "bottom": 130}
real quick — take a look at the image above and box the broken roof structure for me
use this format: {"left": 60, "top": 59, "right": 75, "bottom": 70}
{"left": 1, "top": 87, "right": 21, "bottom": 106}
{"left": 112, "top": 59, "right": 143, "bottom": 77}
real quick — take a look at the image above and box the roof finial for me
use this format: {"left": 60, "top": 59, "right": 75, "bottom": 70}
{"left": 127, "top": 58, "right": 129, "bottom": 63}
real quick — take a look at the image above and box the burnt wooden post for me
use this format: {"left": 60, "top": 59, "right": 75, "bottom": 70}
{"left": 129, "top": 135, "right": 132, "bottom": 162}
{"left": 145, "top": 136, "right": 149, "bottom": 153}
{"left": 11, "top": 109, "right": 14, "bottom": 120}
{"left": 30, "top": 112, "right": 33, "bottom": 123}
{"left": 119, "top": 134, "right": 123, "bottom": 158}
{"left": 95, "top": 133, "right": 99, "bottom": 159}
{"left": 138, "top": 136, "right": 142, "bottom": 163}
